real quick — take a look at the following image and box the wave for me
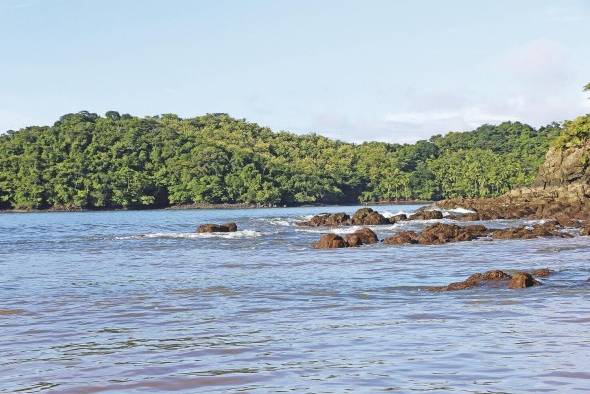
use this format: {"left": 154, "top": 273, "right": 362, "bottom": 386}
{"left": 256, "top": 217, "right": 296, "bottom": 226}
{"left": 381, "top": 210, "right": 412, "bottom": 218}
{"left": 116, "top": 230, "right": 265, "bottom": 240}
{"left": 295, "top": 225, "right": 383, "bottom": 234}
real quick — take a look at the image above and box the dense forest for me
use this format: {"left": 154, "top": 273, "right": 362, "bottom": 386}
{"left": 0, "top": 110, "right": 573, "bottom": 210}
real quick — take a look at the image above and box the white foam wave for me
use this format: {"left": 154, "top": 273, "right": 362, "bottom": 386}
{"left": 258, "top": 217, "right": 294, "bottom": 226}
{"left": 117, "top": 230, "right": 264, "bottom": 240}
{"left": 381, "top": 210, "right": 411, "bottom": 218}
{"left": 295, "top": 225, "right": 367, "bottom": 235}
{"left": 446, "top": 207, "right": 476, "bottom": 214}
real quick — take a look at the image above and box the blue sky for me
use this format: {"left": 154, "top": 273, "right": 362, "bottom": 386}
{"left": 1, "top": 0, "right": 589, "bottom": 143}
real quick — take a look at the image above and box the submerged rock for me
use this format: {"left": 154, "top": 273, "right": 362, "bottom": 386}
{"left": 429, "top": 269, "right": 542, "bottom": 292}
{"left": 313, "top": 228, "right": 379, "bottom": 249}
{"left": 197, "top": 222, "right": 238, "bottom": 233}
{"left": 530, "top": 268, "right": 552, "bottom": 277}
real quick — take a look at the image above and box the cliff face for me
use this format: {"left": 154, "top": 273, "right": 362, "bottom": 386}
{"left": 436, "top": 134, "right": 590, "bottom": 224}
{"left": 534, "top": 141, "right": 590, "bottom": 188}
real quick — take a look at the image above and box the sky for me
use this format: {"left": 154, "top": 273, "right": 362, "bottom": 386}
{"left": 1, "top": 0, "right": 589, "bottom": 143}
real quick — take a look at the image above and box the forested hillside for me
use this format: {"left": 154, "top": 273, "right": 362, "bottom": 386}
{"left": 0, "top": 111, "right": 562, "bottom": 210}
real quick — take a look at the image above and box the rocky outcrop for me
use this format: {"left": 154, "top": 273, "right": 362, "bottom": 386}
{"left": 429, "top": 269, "right": 542, "bottom": 292}
{"left": 345, "top": 227, "right": 379, "bottom": 246}
{"left": 301, "top": 208, "right": 392, "bottom": 227}
{"left": 535, "top": 141, "right": 590, "bottom": 188}
{"left": 410, "top": 210, "right": 443, "bottom": 220}
{"left": 313, "top": 228, "right": 379, "bottom": 249}
{"left": 436, "top": 137, "right": 590, "bottom": 226}
{"left": 383, "top": 221, "right": 568, "bottom": 246}
{"left": 197, "top": 222, "right": 238, "bottom": 233}
{"left": 313, "top": 233, "right": 348, "bottom": 248}
{"left": 490, "top": 221, "right": 571, "bottom": 240}
{"left": 300, "top": 212, "right": 351, "bottom": 227}
{"left": 383, "top": 231, "right": 419, "bottom": 245}
{"left": 351, "top": 208, "right": 390, "bottom": 225}
{"left": 383, "top": 223, "right": 487, "bottom": 245}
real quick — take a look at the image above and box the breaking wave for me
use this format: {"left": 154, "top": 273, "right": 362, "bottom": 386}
{"left": 116, "top": 230, "right": 264, "bottom": 240}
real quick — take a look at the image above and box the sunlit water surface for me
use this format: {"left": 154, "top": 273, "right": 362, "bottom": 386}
{"left": 1, "top": 205, "right": 590, "bottom": 393}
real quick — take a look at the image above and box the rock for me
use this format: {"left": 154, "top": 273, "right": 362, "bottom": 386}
{"left": 508, "top": 272, "right": 539, "bottom": 289}
{"left": 383, "top": 231, "right": 419, "bottom": 245}
{"left": 300, "top": 212, "right": 351, "bottom": 227}
{"left": 410, "top": 210, "right": 443, "bottom": 220}
{"left": 448, "top": 212, "right": 481, "bottom": 221}
{"left": 388, "top": 213, "right": 407, "bottom": 224}
{"left": 531, "top": 268, "right": 552, "bottom": 277}
{"left": 313, "top": 233, "right": 348, "bottom": 249}
{"left": 314, "top": 228, "right": 379, "bottom": 248}
{"left": 430, "top": 270, "right": 511, "bottom": 291}
{"left": 417, "top": 223, "right": 488, "bottom": 245}
{"left": 490, "top": 222, "right": 571, "bottom": 240}
{"left": 383, "top": 223, "right": 488, "bottom": 246}
{"left": 197, "top": 222, "right": 238, "bottom": 233}
{"left": 345, "top": 227, "right": 378, "bottom": 246}
{"left": 351, "top": 208, "right": 389, "bottom": 225}
{"left": 429, "top": 269, "right": 540, "bottom": 292}
{"left": 324, "top": 212, "right": 351, "bottom": 227}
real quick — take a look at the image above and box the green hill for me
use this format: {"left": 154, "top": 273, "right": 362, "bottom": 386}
{"left": 0, "top": 111, "right": 562, "bottom": 210}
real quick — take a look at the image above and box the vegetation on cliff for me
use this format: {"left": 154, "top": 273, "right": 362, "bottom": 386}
{"left": 0, "top": 111, "right": 564, "bottom": 210}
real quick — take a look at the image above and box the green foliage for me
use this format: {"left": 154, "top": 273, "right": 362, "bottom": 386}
{"left": 553, "top": 115, "right": 590, "bottom": 149}
{"left": 0, "top": 112, "right": 561, "bottom": 209}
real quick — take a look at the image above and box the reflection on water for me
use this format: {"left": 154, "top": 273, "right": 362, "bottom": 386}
{"left": 1, "top": 205, "right": 590, "bottom": 393}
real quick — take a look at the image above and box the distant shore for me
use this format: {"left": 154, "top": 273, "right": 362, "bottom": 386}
{"left": 0, "top": 200, "right": 432, "bottom": 214}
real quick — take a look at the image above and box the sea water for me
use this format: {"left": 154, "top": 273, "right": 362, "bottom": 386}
{"left": 1, "top": 205, "right": 589, "bottom": 393}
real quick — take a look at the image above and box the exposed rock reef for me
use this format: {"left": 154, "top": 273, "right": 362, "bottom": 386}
{"left": 300, "top": 207, "right": 441, "bottom": 228}
{"left": 301, "top": 208, "right": 397, "bottom": 227}
{"left": 428, "top": 269, "right": 549, "bottom": 292}
{"left": 196, "top": 222, "right": 238, "bottom": 233}
{"left": 313, "top": 228, "right": 379, "bottom": 249}
{"left": 313, "top": 221, "right": 572, "bottom": 249}
{"left": 383, "top": 222, "right": 569, "bottom": 246}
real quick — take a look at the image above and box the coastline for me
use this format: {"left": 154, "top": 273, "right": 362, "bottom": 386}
{"left": 0, "top": 200, "right": 432, "bottom": 214}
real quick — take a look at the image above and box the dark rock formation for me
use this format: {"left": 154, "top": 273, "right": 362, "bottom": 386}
{"left": 508, "top": 272, "right": 540, "bottom": 289}
{"left": 490, "top": 221, "right": 571, "bottom": 240}
{"left": 301, "top": 208, "right": 389, "bottom": 227}
{"left": 448, "top": 212, "right": 481, "bottom": 221}
{"left": 351, "top": 208, "right": 389, "bottom": 225}
{"left": 197, "top": 222, "right": 238, "bottom": 233}
{"left": 383, "top": 223, "right": 488, "bottom": 245}
{"left": 345, "top": 227, "right": 379, "bottom": 246}
{"left": 417, "top": 223, "right": 488, "bottom": 244}
{"left": 410, "top": 210, "right": 443, "bottom": 220}
{"left": 313, "top": 233, "right": 348, "bottom": 249}
{"left": 300, "top": 212, "right": 351, "bottom": 227}
{"left": 383, "top": 231, "right": 419, "bottom": 245}
{"left": 388, "top": 213, "right": 408, "bottom": 224}
{"left": 530, "top": 268, "right": 552, "bottom": 277}
{"left": 313, "top": 228, "right": 379, "bottom": 248}
{"left": 429, "top": 269, "right": 542, "bottom": 292}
